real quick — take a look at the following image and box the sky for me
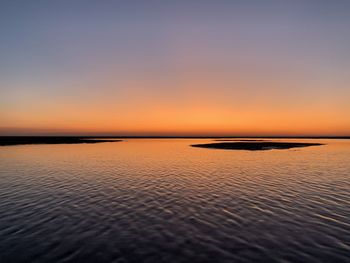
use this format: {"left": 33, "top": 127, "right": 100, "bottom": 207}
{"left": 1, "top": 0, "right": 350, "bottom": 136}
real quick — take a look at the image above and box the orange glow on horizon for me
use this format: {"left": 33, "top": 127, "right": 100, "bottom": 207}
{"left": 2, "top": 62, "right": 350, "bottom": 136}
{"left": 2, "top": 95, "right": 349, "bottom": 136}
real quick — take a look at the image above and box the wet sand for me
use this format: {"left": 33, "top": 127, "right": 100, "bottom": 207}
{"left": 191, "top": 141, "right": 324, "bottom": 151}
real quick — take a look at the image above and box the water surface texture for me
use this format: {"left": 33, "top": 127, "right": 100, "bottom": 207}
{"left": 1, "top": 139, "right": 350, "bottom": 262}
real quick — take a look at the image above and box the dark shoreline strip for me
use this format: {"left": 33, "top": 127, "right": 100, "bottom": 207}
{"left": 213, "top": 139, "right": 268, "bottom": 142}
{"left": 191, "top": 142, "right": 324, "bottom": 151}
{"left": 0, "top": 137, "right": 122, "bottom": 146}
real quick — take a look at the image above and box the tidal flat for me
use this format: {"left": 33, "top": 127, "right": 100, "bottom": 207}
{"left": 0, "top": 136, "right": 122, "bottom": 146}
{"left": 191, "top": 141, "right": 324, "bottom": 151}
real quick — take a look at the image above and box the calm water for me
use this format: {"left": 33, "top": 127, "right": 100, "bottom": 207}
{"left": 0, "top": 139, "right": 350, "bottom": 262}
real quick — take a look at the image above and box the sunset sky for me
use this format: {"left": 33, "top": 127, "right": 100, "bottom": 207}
{"left": 1, "top": 0, "right": 350, "bottom": 136}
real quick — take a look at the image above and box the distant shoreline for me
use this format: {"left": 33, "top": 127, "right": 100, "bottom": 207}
{"left": 0, "top": 137, "right": 122, "bottom": 146}
{"left": 0, "top": 136, "right": 349, "bottom": 139}
{"left": 0, "top": 135, "right": 344, "bottom": 147}
{"left": 191, "top": 142, "right": 324, "bottom": 151}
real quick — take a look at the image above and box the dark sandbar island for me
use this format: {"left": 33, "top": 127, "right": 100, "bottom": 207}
{"left": 0, "top": 137, "right": 122, "bottom": 146}
{"left": 191, "top": 141, "right": 323, "bottom": 151}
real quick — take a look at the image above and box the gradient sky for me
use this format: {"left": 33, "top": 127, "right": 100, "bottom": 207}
{"left": 1, "top": 0, "right": 350, "bottom": 136}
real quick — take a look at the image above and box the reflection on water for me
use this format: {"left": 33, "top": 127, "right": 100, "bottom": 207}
{"left": 0, "top": 139, "right": 350, "bottom": 262}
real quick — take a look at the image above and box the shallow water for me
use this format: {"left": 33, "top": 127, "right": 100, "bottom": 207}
{"left": 0, "top": 139, "right": 350, "bottom": 262}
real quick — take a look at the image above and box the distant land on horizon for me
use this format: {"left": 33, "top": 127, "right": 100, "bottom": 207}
{"left": 1, "top": 135, "right": 350, "bottom": 139}
{"left": 0, "top": 135, "right": 335, "bottom": 148}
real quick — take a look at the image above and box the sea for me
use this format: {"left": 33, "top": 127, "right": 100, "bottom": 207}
{"left": 0, "top": 139, "right": 349, "bottom": 262}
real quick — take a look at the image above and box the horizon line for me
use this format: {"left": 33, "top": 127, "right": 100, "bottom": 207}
{"left": 1, "top": 135, "right": 350, "bottom": 139}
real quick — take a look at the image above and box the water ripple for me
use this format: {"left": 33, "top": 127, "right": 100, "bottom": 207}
{"left": 0, "top": 140, "right": 350, "bottom": 262}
